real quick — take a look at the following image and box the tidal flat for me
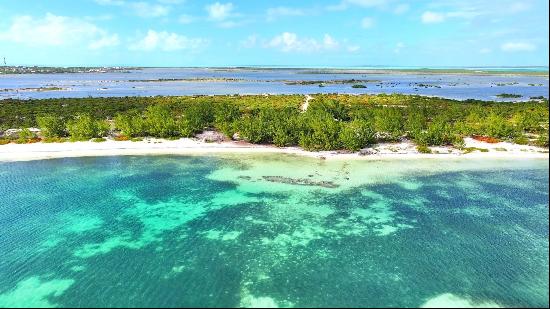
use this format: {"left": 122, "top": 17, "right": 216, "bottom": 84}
{"left": 0, "top": 154, "right": 548, "bottom": 307}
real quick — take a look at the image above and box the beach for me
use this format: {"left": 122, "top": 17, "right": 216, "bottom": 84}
{"left": 0, "top": 137, "right": 547, "bottom": 162}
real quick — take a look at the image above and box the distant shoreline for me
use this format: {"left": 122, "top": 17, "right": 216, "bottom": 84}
{"left": 0, "top": 138, "right": 547, "bottom": 162}
{"left": 1, "top": 66, "right": 548, "bottom": 76}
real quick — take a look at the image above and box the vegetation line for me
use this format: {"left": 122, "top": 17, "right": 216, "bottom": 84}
{"left": 0, "top": 94, "right": 548, "bottom": 151}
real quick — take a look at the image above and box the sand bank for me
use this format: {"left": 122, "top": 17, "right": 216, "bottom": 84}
{"left": 0, "top": 137, "right": 547, "bottom": 162}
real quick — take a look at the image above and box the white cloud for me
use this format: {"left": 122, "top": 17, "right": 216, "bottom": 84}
{"left": 178, "top": 14, "right": 195, "bottom": 24}
{"left": 501, "top": 42, "right": 536, "bottom": 52}
{"left": 0, "top": 13, "right": 119, "bottom": 49}
{"left": 94, "top": 0, "right": 125, "bottom": 5}
{"left": 94, "top": 0, "right": 171, "bottom": 18}
{"left": 266, "top": 7, "right": 306, "bottom": 21}
{"left": 158, "top": 0, "right": 185, "bottom": 3}
{"left": 130, "top": 30, "right": 207, "bottom": 52}
{"left": 328, "top": 0, "right": 389, "bottom": 10}
{"left": 393, "top": 4, "right": 409, "bottom": 14}
{"left": 421, "top": 11, "right": 445, "bottom": 23}
{"left": 265, "top": 32, "right": 356, "bottom": 53}
{"left": 361, "top": 17, "right": 375, "bottom": 29}
{"left": 206, "top": 2, "right": 234, "bottom": 21}
{"left": 130, "top": 2, "right": 170, "bottom": 18}
{"left": 479, "top": 47, "right": 492, "bottom": 54}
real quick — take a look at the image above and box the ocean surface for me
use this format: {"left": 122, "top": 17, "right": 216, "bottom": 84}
{"left": 1, "top": 68, "right": 548, "bottom": 101}
{"left": 0, "top": 155, "right": 548, "bottom": 308}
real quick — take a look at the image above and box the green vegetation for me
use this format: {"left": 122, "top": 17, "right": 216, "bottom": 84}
{"left": 496, "top": 93, "right": 522, "bottom": 99}
{"left": 36, "top": 115, "right": 66, "bottom": 137}
{"left": 0, "top": 94, "right": 548, "bottom": 150}
{"left": 416, "top": 145, "right": 432, "bottom": 154}
{"left": 66, "top": 115, "right": 109, "bottom": 141}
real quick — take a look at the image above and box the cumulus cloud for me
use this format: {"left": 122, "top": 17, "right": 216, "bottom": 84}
{"left": 130, "top": 2, "right": 170, "bottom": 18}
{"left": 421, "top": 11, "right": 445, "bottom": 23}
{"left": 94, "top": 0, "right": 171, "bottom": 18}
{"left": 0, "top": 13, "right": 119, "bottom": 49}
{"left": 130, "top": 30, "right": 207, "bottom": 52}
{"left": 206, "top": 2, "right": 234, "bottom": 21}
{"left": 265, "top": 32, "right": 357, "bottom": 53}
{"left": 328, "top": 0, "right": 390, "bottom": 11}
{"left": 501, "top": 42, "right": 536, "bottom": 52}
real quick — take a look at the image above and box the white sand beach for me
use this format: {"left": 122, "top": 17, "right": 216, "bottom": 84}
{"left": 0, "top": 137, "right": 547, "bottom": 162}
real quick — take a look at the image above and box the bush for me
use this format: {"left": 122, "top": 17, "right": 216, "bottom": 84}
{"left": 114, "top": 112, "right": 145, "bottom": 137}
{"left": 214, "top": 103, "right": 241, "bottom": 136}
{"left": 0, "top": 139, "right": 11, "bottom": 145}
{"left": 414, "top": 120, "right": 451, "bottom": 146}
{"left": 416, "top": 145, "right": 432, "bottom": 154}
{"left": 485, "top": 113, "right": 518, "bottom": 139}
{"left": 66, "top": 114, "right": 108, "bottom": 141}
{"left": 374, "top": 108, "right": 403, "bottom": 141}
{"left": 179, "top": 102, "right": 214, "bottom": 137}
{"left": 513, "top": 136, "right": 529, "bottom": 145}
{"left": 299, "top": 111, "right": 342, "bottom": 151}
{"left": 237, "top": 113, "right": 271, "bottom": 144}
{"left": 42, "top": 137, "right": 66, "bottom": 143}
{"left": 271, "top": 114, "right": 301, "bottom": 147}
{"left": 144, "top": 105, "right": 178, "bottom": 138}
{"left": 36, "top": 115, "right": 66, "bottom": 137}
{"left": 339, "top": 119, "right": 375, "bottom": 151}
{"left": 535, "top": 134, "right": 549, "bottom": 148}
{"left": 92, "top": 138, "right": 107, "bottom": 143}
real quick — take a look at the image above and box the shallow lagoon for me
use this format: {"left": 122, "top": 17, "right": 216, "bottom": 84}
{"left": 0, "top": 155, "right": 548, "bottom": 307}
{"left": 1, "top": 68, "right": 548, "bottom": 101}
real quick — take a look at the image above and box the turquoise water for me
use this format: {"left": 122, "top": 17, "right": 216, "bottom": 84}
{"left": 0, "top": 155, "right": 548, "bottom": 308}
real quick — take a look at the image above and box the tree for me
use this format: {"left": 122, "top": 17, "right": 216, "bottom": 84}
{"left": 405, "top": 109, "right": 427, "bottom": 138}
{"left": 114, "top": 111, "right": 145, "bottom": 137}
{"left": 374, "top": 108, "right": 403, "bottom": 140}
{"left": 299, "top": 111, "right": 342, "bottom": 151}
{"left": 36, "top": 115, "right": 66, "bottom": 137}
{"left": 214, "top": 102, "right": 241, "bottom": 136}
{"left": 144, "top": 105, "right": 178, "bottom": 137}
{"left": 485, "top": 112, "right": 518, "bottom": 139}
{"left": 339, "top": 119, "right": 375, "bottom": 151}
{"left": 66, "top": 114, "right": 108, "bottom": 140}
{"left": 178, "top": 102, "right": 214, "bottom": 137}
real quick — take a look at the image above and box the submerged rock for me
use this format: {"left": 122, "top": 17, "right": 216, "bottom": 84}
{"left": 262, "top": 176, "right": 339, "bottom": 188}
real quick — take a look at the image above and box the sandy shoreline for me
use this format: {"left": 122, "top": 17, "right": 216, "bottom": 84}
{"left": 0, "top": 137, "right": 548, "bottom": 162}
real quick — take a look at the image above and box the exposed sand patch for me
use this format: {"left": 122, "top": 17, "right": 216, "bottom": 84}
{"left": 0, "top": 138, "right": 547, "bottom": 162}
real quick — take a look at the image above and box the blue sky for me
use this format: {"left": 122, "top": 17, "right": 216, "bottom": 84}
{"left": 0, "top": 0, "right": 548, "bottom": 67}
